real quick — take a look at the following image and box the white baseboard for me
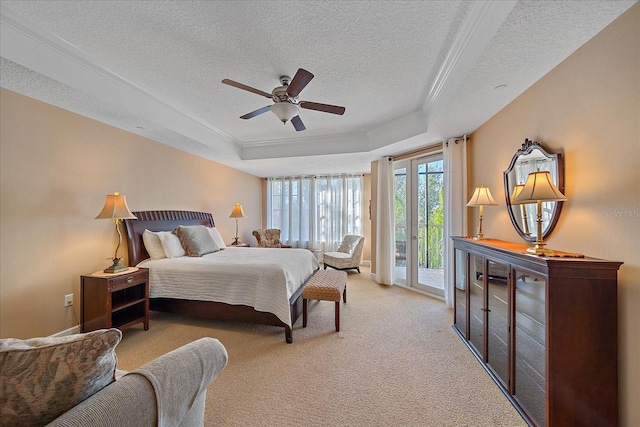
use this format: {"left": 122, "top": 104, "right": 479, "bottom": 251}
{"left": 50, "top": 325, "right": 81, "bottom": 337}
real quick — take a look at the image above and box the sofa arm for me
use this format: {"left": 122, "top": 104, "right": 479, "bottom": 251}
{"left": 48, "top": 338, "right": 228, "bottom": 427}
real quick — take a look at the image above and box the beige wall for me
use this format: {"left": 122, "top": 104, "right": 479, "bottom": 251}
{"left": 0, "top": 88, "right": 263, "bottom": 339}
{"left": 469, "top": 4, "right": 639, "bottom": 426}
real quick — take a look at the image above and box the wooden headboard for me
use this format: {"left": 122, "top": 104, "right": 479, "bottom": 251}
{"left": 123, "top": 210, "right": 215, "bottom": 267}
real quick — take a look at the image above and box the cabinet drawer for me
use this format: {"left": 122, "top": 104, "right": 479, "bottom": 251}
{"left": 107, "top": 271, "right": 147, "bottom": 291}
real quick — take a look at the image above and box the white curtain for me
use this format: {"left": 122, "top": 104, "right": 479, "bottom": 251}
{"left": 373, "top": 156, "right": 395, "bottom": 285}
{"left": 267, "top": 175, "right": 363, "bottom": 251}
{"left": 443, "top": 136, "right": 468, "bottom": 307}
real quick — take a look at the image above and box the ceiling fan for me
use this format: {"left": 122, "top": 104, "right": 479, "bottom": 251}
{"left": 222, "top": 68, "right": 345, "bottom": 131}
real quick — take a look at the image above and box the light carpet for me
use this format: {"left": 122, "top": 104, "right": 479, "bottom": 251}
{"left": 115, "top": 266, "right": 527, "bottom": 427}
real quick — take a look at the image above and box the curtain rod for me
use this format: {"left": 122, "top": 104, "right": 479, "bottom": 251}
{"left": 390, "top": 142, "right": 443, "bottom": 161}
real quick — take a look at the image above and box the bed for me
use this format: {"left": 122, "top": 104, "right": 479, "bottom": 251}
{"left": 123, "top": 210, "right": 319, "bottom": 343}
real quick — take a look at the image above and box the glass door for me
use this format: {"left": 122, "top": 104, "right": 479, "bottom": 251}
{"left": 393, "top": 154, "right": 444, "bottom": 296}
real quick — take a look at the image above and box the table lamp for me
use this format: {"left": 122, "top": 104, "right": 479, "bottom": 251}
{"left": 229, "top": 203, "right": 246, "bottom": 245}
{"left": 467, "top": 185, "right": 498, "bottom": 240}
{"left": 513, "top": 170, "right": 567, "bottom": 255}
{"left": 95, "top": 192, "right": 137, "bottom": 273}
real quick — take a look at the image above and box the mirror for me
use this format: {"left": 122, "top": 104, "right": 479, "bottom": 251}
{"left": 503, "top": 139, "right": 564, "bottom": 242}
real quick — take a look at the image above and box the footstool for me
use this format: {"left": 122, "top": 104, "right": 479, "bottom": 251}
{"left": 302, "top": 269, "right": 347, "bottom": 332}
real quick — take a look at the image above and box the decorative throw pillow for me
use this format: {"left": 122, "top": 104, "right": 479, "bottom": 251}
{"left": 157, "top": 231, "right": 186, "bottom": 258}
{"left": 0, "top": 328, "right": 122, "bottom": 426}
{"left": 208, "top": 227, "right": 227, "bottom": 249}
{"left": 142, "top": 229, "right": 167, "bottom": 260}
{"left": 175, "top": 225, "right": 219, "bottom": 256}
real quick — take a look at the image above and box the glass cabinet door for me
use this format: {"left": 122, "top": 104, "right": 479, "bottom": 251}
{"left": 514, "top": 270, "right": 546, "bottom": 426}
{"left": 454, "top": 249, "right": 467, "bottom": 337}
{"left": 468, "top": 253, "right": 485, "bottom": 356}
{"left": 487, "top": 260, "right": 510, "bottom": 386}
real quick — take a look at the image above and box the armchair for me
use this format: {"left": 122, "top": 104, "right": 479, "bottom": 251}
{"left": 323, "top": 235, "right": 365, "bottom": 273}
{"left": 252, "top": 228, "right": 292, "bottom": 248}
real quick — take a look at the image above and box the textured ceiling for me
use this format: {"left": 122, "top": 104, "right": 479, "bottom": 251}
{"left": 0, "top": 1, "right": 635, "bottom": 177}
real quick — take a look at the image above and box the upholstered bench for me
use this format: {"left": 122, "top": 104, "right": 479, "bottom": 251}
{"left": 302, "top": 269, "right": 347, "bottom": 332}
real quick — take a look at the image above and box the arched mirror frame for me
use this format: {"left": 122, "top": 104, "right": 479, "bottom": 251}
{"left": 503, "top": 139, "right": 565, "bottom": 242}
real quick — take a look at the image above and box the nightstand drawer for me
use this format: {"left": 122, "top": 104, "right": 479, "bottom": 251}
{"left": 108, "top": 271, "right": 146, "bottom": 291}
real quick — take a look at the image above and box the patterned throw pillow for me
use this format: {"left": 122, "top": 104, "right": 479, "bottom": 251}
{"left": 0, "top": 328, "right": 122, "bottom": 426}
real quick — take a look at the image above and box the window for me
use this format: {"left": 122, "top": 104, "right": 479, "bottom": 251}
{"left": 267, "top": 175, "right": 363, "bottom": 251}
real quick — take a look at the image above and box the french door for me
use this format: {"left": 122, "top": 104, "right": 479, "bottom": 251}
{"left": 394, "top": 154, "right": 444, "bottom": 296}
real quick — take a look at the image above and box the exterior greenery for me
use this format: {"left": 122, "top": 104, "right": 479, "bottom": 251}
{"left": 394, "top": 160, "right": 444, "bottom": 270}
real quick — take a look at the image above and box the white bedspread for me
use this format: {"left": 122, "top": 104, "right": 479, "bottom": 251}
{"left": 138, "top": 248, "right": 319, "bottom": 327}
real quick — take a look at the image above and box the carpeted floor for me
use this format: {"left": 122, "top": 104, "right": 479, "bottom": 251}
{"left": 115, "top": 266, "right": 526, "bottom": 427}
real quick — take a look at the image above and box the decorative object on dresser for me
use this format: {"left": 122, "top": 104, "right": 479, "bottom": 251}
{"left": 81, "top": 267, "right": 149, "bottom": 332}
{"left": 228, "top": 203, "right": 246, "bottom": 246}
{"left": 452, "top": 237, "right": 622, "bottom": 427}
{"left": 512, "top": 170, "right": 567, "bottom": 255}
{"left": 503, "top": 139, "right": 564, "bottom": 242}
{"left": 466, "top": 185, "right": 498, "bottom": 240}
{"left": 95, "top": 192, "right": 137, "bottom": 273}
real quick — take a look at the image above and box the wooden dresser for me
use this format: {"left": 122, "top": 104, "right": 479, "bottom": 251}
{"left": 452, "top": 237, "right": 621, "bottom": 427}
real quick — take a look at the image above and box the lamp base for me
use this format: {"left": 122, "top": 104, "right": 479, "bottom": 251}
{"left": 229, "top": 238, "right": 244, "bottom": 246}
{"left": 103, "top": 258, "right": 128, "bottom": 274}
{"left": 472, "top": 235, "right": 487, "bottom": 240}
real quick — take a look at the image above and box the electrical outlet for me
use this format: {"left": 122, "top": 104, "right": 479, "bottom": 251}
{"left": 64, "top": 294, "right": 73, "bottom": 307}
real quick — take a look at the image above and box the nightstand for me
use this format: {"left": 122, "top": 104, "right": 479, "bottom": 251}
{"left": 81, "top": 267, "right": 149, "bottom": 332}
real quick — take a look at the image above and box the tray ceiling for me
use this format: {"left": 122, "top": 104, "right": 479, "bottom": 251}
{"left": 0, "top": 1, "right": 635, "bottom": 177}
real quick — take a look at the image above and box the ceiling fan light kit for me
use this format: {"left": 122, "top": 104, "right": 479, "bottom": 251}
{"left": 222, "top": 68, "right": 345, "bottom": 131}
{"left": 271, "top": 102, "right": 299, "bottom": 124}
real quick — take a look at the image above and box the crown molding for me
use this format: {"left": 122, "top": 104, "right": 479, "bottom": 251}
{"left": 421, "top": 0, "right": 517, "bottom": 123}
{"left": 0, "top": 4, "right": 239, "bottom": 156}
{"left": 241, "top": 131, "right": 369, "bottom": 160}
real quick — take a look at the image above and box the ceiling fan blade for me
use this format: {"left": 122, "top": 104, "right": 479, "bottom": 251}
{"left": 300, "top": 101, "right": 346, "bottom": 115}
{"left": 222, "top": 79, "right": 273, "bottom": 98}
{"left": 286, "top": 68, "right": 314, "bottom": 98}
{"left": 240, "top": 105, "right": 272, "bottom": 119}
{"left": 291, "top": 115, "right": 306, "bottom": 131}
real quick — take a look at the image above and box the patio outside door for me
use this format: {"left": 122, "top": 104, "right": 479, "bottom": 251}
{"left": 394, "top": 155, "right": 444, "bottom": 297}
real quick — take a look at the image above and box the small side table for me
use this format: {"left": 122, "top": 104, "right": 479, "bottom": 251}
{"left": 81, "top": 267, "right": 149, "bottom": 333}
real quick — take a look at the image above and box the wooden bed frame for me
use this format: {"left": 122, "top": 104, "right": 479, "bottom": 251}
{"left": 123, "top": 210, "right": 307, "bottom": 343}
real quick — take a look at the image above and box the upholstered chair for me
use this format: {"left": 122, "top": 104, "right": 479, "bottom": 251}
{"left": 252, "top": 228, "right": 292, "bottom": 248}
{"left": 323, "top": 235, "right": 365, "bottom": 273}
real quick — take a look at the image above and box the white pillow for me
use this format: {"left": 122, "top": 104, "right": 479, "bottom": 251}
{"left": 157, "top": 231, "right": 186, "bottom": 258}
{"left": 142, "top": 229, "right": 166, "bottom": 259}
{"left": 208, "top": 227, "right": 227, "bottom": 249}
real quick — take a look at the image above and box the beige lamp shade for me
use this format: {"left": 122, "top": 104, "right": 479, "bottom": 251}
{"left": 466, "top": 185, "right": 498, "bottom": 207}
{"left": 95, "top": 192, "right": 137, "bottom": 220}
{"left": 510, "top": 184, "right": 527, "bottom": 205}
{"left": 229, "top": 203, "right": 246, "bottom": 218}
{"left": 513, "top": 171, "right": 567, "bottom": 203}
